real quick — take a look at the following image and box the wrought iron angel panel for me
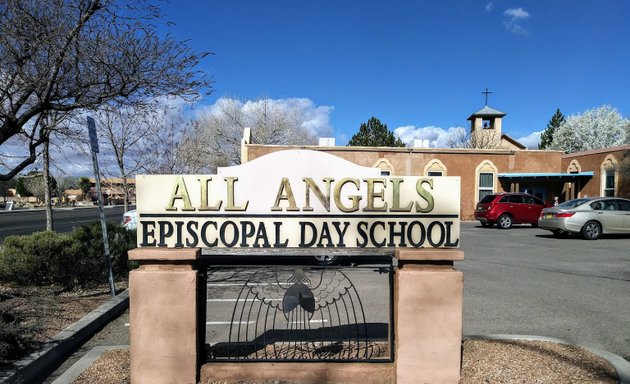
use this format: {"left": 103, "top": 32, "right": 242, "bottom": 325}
{"left": 208, "top": 266, "right": 390, "bottom": 361}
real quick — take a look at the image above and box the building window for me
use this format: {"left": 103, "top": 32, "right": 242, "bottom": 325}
{"left": 424, "top": 159, "right": 447, "bottom": 176}
{"left": 604, "top": 170, "right": 615, "bottom": 197}
{"left": 600, "top": 155, "right": 618, "bottom": 197}
{"left": 567, "top": 160, "right": 581, "bottom": 174}
{"left": 373, "top": 159, "right": 394, "bottom": 176}
{"left": 478, "top": 172, "right": 494, "bottom": 200}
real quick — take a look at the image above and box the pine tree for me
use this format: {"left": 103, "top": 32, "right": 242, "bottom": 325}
{"left": 539, "top": 109, "right": 565, "bottom": 149}
{"left": 348, "top": 117, "right": 405, "bottom": 147}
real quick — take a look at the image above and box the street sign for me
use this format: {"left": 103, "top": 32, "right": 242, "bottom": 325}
{"left": 87, "top": 116, "right": 99, "bottom": 153}
{"left": 86, "top": 115, "right": 114, "bottom": 296}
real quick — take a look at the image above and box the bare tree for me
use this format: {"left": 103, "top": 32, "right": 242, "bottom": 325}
{"left": 39, "top": 111, "right": 77, "bottom": 230}
{"left": 0, "top": 0, "right": 212, "bottom": 181}
{"left": 93, "top": 104, "right": 161, "bottom": 211}
{"left": 21, "top": 171, "right": 49, "bottom": 204}
{"left": 447, "top": 127, "right": 509, "bottom": 149}
{"left": 145, "top": 105, "right": 214, "bottom": 174}
{"left": 192, "top": 97, "right": 318, "bottom": 171}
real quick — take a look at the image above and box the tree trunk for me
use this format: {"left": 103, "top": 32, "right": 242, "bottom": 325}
{"left": 123, "top": 177, "right": 129, "bottom": 213}
{"left": 44, "top": 139, "right": 54, "bottom": 231}
{"left": 118, "top": 162, "right": 130, "bottom": 212}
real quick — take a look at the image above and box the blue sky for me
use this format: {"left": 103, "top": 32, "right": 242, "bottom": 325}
{"left": 158, "top": 0, "right": 630, "bottom": 148}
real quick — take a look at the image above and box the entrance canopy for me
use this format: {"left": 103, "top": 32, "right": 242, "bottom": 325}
{"left": 498, "top": 172, "right": 593, "bottom": 183}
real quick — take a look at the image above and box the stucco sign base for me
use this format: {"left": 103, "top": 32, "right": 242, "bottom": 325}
{"left": 200, "top": 362, "right": 394, "bottom": 384}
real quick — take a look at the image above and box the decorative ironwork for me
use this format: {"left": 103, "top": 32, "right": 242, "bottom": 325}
{"left": 207, "top": 266, "right": 391, "bottom": 362}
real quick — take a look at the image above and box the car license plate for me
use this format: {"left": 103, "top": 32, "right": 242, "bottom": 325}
{"left": 545, "top": 213, "right": 553, "bottom": 219}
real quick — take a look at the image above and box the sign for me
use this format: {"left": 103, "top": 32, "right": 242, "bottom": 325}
{"left": 136, "top": 150, "right": 460, "bottom": 249}
{"left": 87, "top": 116, "right": 99, "bottom": 153}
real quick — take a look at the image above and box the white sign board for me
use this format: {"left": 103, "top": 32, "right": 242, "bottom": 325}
{"left": 136, "top": 150, "right": 460, "bottom": 249}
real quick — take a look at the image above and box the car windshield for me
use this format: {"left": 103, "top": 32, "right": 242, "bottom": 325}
{"left": 557, "top": 198, "right": 591, "bottom": 209}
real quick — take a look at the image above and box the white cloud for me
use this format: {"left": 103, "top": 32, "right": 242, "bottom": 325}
{"left": 394, "top": 125, "right": 465, "bottom": 148}
{"left": 503, "top": 7, "right": 530, "bottom": 35}
{"left": 516, "top": 131, "right": 542, "bottom": 149}
{"left": 485, "top": 2, "right": 494, "bottom": 12}
{"left": 504, "top": 8, "right": 530, "bottom": 19}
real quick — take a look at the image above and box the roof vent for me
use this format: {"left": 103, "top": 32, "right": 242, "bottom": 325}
{"left": 413, "top": 139, "right": 430, "bottom": 148}
{"left": 318, "top": 137, "right": 335, "bottom": 146}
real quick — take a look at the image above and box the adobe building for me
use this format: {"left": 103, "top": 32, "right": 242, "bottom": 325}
{"left": 241, "top": 105, "right": 629, "bottom": 220}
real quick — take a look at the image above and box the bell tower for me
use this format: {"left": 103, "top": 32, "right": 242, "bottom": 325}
{"left": 467, "top": 88, "right": 506, "bottom": 146}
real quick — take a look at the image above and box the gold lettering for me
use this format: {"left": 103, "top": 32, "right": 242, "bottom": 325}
{"left": 303, "top": 177, "right": 333, "bottom": 211}
{"left": 224, "top": 177, "right": 249, "bottom": 211}
{"left": 389, "top": 178, "right": 413, "bottom": 212}
{"left": 334, "top": 178, "right": 361, "bottom": 213}
{"left": 415, "top": 178, "right": 435, "bottom": 213}
{"left": 198, "top": 177, "right": 222, "bottom": 211}
{"left": 363, "top": 178, "right": 387, "bottom": 212}
{"left": 271, "top": 177, "right": 300, "bottom": 211}
{"left": 165, "top": 176, "right": 195, "bottom": 211}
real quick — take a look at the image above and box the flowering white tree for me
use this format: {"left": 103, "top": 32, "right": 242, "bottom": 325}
{"left": 549, "top": 105, "right": 629, "bottom": 153}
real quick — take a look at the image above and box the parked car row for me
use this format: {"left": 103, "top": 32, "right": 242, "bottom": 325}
{"left": 475, "top": 192, "right": 630, "bottom": 240}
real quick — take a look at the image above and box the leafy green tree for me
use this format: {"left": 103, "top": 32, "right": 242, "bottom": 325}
{"left": 539, "top": 109, "right": 565, "bottom": 149}
{"left": 348, "top": 117, "right": 405, "bottom": 147}
{"left": 78, "top": 177, "right": 91, "bottom": 201}
{"left": 15, "top": 178, "right": 31, "bottom": 197}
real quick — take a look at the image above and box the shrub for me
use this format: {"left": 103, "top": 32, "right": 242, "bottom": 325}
{"left": 66, "top": 221, "right": 137, "bottom": 286}
{"left": 0, "top": 222, "right": 136, "bottom": 288}
{"left": 0, "top": 231, "right": 74, "bottom": 285}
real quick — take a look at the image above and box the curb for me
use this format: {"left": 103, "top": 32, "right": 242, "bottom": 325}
{"left": 51, "top": 345, "right": 129, "bottom": 384}
{"left": 0, "top": 290, "right": 129, "bottom": 384}
{"left": 468, "top": 334, "right": 630, "bottom": 384}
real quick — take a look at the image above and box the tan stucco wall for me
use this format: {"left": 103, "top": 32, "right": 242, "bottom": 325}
{"left": 200, "top": 362, "right": 394, "bottom": 384}
{"left": 246, "top": 145, "right": 564, "bottom": 220}
{"left": 562, "top": 145, "right": 630, "bottom": 198}
{"left": 129, "top": 248, "right": 200, "bottom": 384}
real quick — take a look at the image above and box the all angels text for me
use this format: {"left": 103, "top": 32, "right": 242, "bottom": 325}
{"left": 139, "top": 176, "right": 459, "bottom": 248}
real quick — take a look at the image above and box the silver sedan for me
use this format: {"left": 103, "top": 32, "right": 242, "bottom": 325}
{"left": 538, "top": 197, "right": 630, "bottom": 240}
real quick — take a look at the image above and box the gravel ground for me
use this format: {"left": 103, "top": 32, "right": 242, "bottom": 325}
{"left": 71, "top": 338, "right": 618, "bottom": 384}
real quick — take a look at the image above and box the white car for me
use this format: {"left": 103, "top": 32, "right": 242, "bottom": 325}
{"left": 121, "top": 209, "right": 137, "bottom": 230}
{"left": 538, "top": 197, "right": 630, "bottom": 239}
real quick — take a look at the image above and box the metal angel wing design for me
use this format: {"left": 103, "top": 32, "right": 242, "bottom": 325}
{"left": 224, "top": 266, "right": 372, "bottom": 360}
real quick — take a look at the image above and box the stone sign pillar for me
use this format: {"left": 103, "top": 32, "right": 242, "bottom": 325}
{"left": 394, "top": 248, "right": 464, "bottom": 384}
{"left": 128, "top": 248, "right": 201, "bottom": 384}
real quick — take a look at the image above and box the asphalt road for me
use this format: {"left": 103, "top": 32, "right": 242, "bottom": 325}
{"left": 0, "top": 205, "right": 131, "bottom": 241}
{"left": 457, "top": 221, "right": 630, "bottom": 360}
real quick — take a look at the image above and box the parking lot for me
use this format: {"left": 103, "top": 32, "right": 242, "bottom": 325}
{"left": 457, "top": 220, "right": 630, "bottom": 360}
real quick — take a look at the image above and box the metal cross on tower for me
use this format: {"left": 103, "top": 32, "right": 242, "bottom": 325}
{"left": 482, "top": 88, "right": 492, "bottom": 106}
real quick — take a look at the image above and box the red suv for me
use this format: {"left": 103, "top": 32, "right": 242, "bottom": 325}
{"left": 474, "top": 193, "right": 548, "bottom": 229}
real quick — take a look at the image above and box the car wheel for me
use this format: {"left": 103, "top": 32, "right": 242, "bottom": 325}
{"left": 480, "top": 222, "right": 490, "bottom": 228}
{"left": 313, "top": 255, "right": 337, "bottom": 265}
{"left": 581, "top": 221, "right": 601, "bottom": 240}
{"left": 497, "top": 214, "right": 513, "bottom": 229}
